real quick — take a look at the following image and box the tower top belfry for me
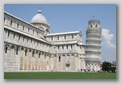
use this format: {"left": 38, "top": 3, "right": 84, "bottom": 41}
{"left": 88, "top": 19, "right": 100, "bottom": 29}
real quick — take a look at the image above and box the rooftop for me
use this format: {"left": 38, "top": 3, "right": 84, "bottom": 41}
{"left": 46, "top": 31, "right": 81, "bottom": 36}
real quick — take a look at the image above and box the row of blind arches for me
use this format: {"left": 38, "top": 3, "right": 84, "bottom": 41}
{"left": 4, "top": 29, "right": 50, "bottom": 48}
{"left": 5, "top": 46, "right": 51, "bottom": 58}
{"left": 4, "top": 17, "right": 43, "bottom": 37}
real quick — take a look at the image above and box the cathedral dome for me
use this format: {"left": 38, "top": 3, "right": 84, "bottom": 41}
{"left": 31, "top": 10, "right": 49, "bottom": 25}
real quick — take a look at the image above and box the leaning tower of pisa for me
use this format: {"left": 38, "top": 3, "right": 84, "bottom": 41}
{"left": 85, "top": 20, "right": 102, "bottom": 72}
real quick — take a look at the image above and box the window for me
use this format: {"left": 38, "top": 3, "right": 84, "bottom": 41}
{"left": 21, "top": 47, "right": 24, "bottom": 50}
{"left": 64, "top": 35, "right": 66, "bottom": 39}
{"left": 13, "top": 33, "right": 15, "bottom": 39}
{"left": 4, "top": 17, "right": 5, "bottom": 23}
{"left": 5, "top": 47, "right": 8, "bottom": 53}
{"left": 51, "top": 37, "right": 53, "bottom": 41}
{"left": 8, "top": 31, "right": 10, "bottom": 37}
{"left": 23, "top": 37, "right": 24, "bottom": 41}
{"left": 23, "top": 26, "right": 24, "bottom": 30}
{"left": 17, "top": 23, "right": 19, "bottom": 28}
{"left": 91, "top": 25, "right": 92, "bottom": 28}
{"left": 80, "top": 46, "right": 81, "bottom": 49}
{"left": 66, "top": 45, "right": 68, "bottom": 49}
{"left": 58, "top": 45, "right": 59, "bottom": 49}
{"left": 59, "top": 56, "right": 61, "bottom": 62}
{"left": 71, "top": 44, "right": 72, "bottom": 49}
{"left": 72, "top": 35, "right": 74, "bottom": 39}
{"left": 72, "top": 54, "right": 74, "bottom": 56}
{"left": 31, "top": 39, "right": 32, "bottom": 43}
{"left": 18, "top": 35, "right": 20, "bottom": 40}
{"left": 27, "top": 38, "right": 28, "bottom": 42}
{"left": 57, "top": 36, "right": 59, "bottom": 40}
{"left": 10, "top": 20, "right": 13, "bottom": 26}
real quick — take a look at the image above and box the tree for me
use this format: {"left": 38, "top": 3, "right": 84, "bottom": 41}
{"left": 102, "top": 61, "right": 111, "bottom": 72}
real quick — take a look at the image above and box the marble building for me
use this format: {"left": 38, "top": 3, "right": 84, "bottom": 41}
{"left": 85, "top": 20, "right": 102, "bottom": 72}
{"left": 4, "top": 10, "right": 101, "bottom": 72}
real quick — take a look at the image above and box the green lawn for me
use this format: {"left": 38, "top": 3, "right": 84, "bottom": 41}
{"left": 4, "top": 72, "right": 116, "bottom": 79}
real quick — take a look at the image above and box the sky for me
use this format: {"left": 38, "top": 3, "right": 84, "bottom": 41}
{"left": 4, "top": 4, "right": 116, "bottom": 63}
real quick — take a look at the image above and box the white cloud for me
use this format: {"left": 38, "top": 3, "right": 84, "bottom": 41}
{"left": 102, "top": 29, "right": 116, "bottom": 48}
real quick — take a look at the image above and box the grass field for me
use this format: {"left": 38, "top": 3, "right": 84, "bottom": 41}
{"left": 4, "top": 72, "right": 116, "bottom": 79}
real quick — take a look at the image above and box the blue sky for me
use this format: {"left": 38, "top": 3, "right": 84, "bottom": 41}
{"left": 4, "top": 4, "right": 116, "bottom": 63}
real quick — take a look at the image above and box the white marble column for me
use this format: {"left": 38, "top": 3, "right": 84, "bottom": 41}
{"left": 50, "top": 54, "right": 54, "bottom": 71}
{"left": 39, "top": 52, "right": 42, "bottom": 71}
{"left": 75, "top": 54, "right": 78, "bottom": 71}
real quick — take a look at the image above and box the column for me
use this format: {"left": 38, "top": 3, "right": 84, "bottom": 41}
{"left": 69, "top": 54, "right": 71, "bottom": 71}
{"left": 65, "top": 54, "right": 67, "bottom": 71}
{"left": 32, "top": 50, "right": 35, "bottom": 71}
{"left": 39, "top": 52, "right": 42, "bottom": 71}
{"left": 10, "top": 45, "right": 15, "bottom": 72}
{"left": 28, "top": 49, "right": 32, "bottom": 71}
{"left": 33, "top": 50, "right": 36, "bottom": 71}
{"left": 42, "top": 52, "right": 45, "bottom": 71}
{"left": 34, "top": 51, "right": 38, "bottom": 71}
{"left": 53, "top": 54, "right": 57, "bottom": 71}
{"left": 49, "top": 54, "right": 51, "bottom": 71}
{"left": 62, "top": 54, "right": 65, "bottom": 71}
{"left": 19, "top": 47, "right": 23, "bottom": 71}
{"left": 26, "top": 49, "right": 29, "bottom": 71}
{"left": 46, "top": 53, "right": 49, "bottom": 71}
{"left": 37, "top": 51, "right": 40, "bottom": 71}
{"left": 14, "top": 46, "right": 20, "bottom": 71}
{"left": 24, "top": 48, "right": 27, "bottom": 71}
{"left": 75, "top": 54, "right": 77, "bottom": 71}
{"left": 50, "top": 54, "right": 54, "bottom": 71}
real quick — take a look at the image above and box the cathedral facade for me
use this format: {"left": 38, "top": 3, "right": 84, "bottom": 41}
{"left": 4, "top": 10, "right": 101, "bottom": 72}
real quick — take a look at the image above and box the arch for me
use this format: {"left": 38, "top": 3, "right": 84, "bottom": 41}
{"left": 17, "top": 23, "right": 19, "bottom": 28}
{"left": 23, "top": 26, "right": 24, "bottom": 30}
{"left": 5, "top": 46, "right": 8, "bottom": 53}
{"left": 91, "top": 25, "right": 92, "bottom": 28}
{"left": 25, "top": 49, "right": 27, "bottom": 56}
{"left": 13, "top": 33, "right": 15, "bottom": 39}
{"left": 59, "top": 56, "right": 61, "bottom": 62}
{"left": 16, "top": 47, "right": 19, "bottom": 55}
{"left": 46, "top": 29, "right": 49, "bottom": 33}
{"left": 4, "top": 44, "right": 11, "bottom": 53}
{"left": 39, "top": 52, "right": 41, "bottom": 58}
{"left": 8, "top": 31, "right": 10, "bottom": 37}
{"left": 32, "top": 51, "right": 34, "bottom": 57}
{"left": 4, "top": 17, "right": 5, "bottom": 23}
{"left": 72, "top": 35, "right": 74, "bottom": 39}
{"left": 10, "top": 20, "right": 13, "bottom": 26}
{"left": 57, "top": 36, "right": 59, "bottom": 40}
{"left": 64, "top": 35, "right": 66, "bottom": 39}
